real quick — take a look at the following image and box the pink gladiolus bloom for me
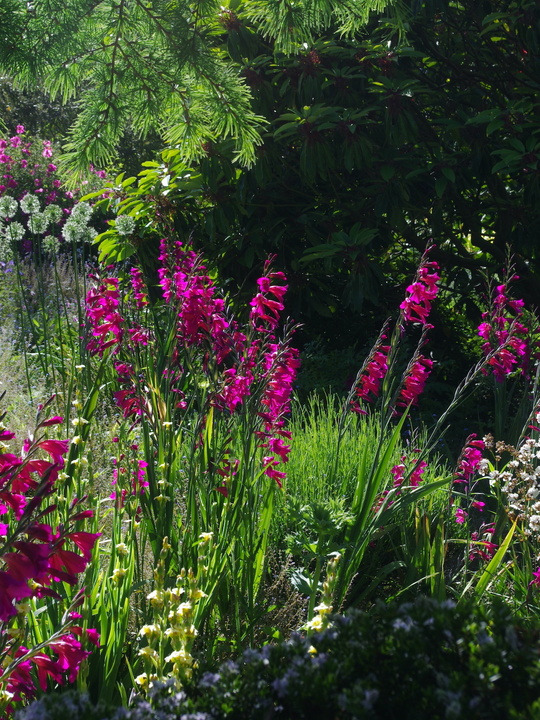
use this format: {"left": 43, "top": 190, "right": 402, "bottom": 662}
{"left": 262, "top": 456, "right": 287, "bottom": 488}
{"left": 469, "top": 532, "right": 497, "bottom": 562}
{"left": 397, "top": 355, "right": 433, "bottom": 408}
{"left": 391, "top": 463, "right": 405, "bottom": 487}
{"left": 471, "top": 500, "right": 485, "bottom": 510}
{"left": 259, "top": 344, "right": 301, "bottom": 430}
{"left": 16, "top": 125, "right": 25, "bottom": 134}
{"left": 85, "top": 628, "right": 101, "bottom": 646}
{"left": 37, "top": 438, "right": 69, "bottom": 466}
{"left": 86, "top": 277, "right": 125, "bottom": 356}
{"left": 455, "top": 507, "right": 468, "bottom": 524}
{"left": 48, "top": 548, "right": 88, "bottom": 584}
{"left": 47, "top": 634, "right": 91, "bottom": 683}
{"left": 530, "top": 568, "right": 540, "bottom": 588}
{"left": 400, "top": 260, "right": 440, "bottom": 325}
{"left": 39, "top": 415, "right": 64, "bottom": 427}
{"left": 6, "top": 541, "right": 51, "bottom": 583}
{"left": 391, "top": 458, "right": 426, "bottom": 489}
{"left": 65, "top": 531, "right": 100, "bottom": 561}
{"left": 356, "top": 345, "right": 390, "bottom": 404}
{"left": 479, "top": 282, "right": 530, "bottom": 381}
{"left": 215, "top": 368, "right": 254, "bottom": 413}
{"left": 410, "top": 460, "right": 427, "bottom": 487}
{"left": 129, "top": 266, "right": 149, "bottom": 308}
{"left": 0, "top": 571, "right": 33, "bottom": 621}
{"left": 265, "top": 436, "right": 291, "bottom": 464}
{"left": 250, "top": 271, "right": 288, "bottom": 330}
{"left": 70, "top": 509, "right": 95, "bottom": 521}
{"left": 454, "top": 435, "right": 484, "bottom": 486}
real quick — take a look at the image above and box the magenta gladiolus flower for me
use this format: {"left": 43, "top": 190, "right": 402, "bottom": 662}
{"left": 400, "top": 259, "right": 440, "bottom": 325}
{"left": 397, "top": 355, "right": 433, "bottom": 409}
{"left": 455, "top": 507, "right": 468, "bottom": 524}
{"left": 454, "top": 435, "right": 485, "bottom": 487}
{"left": 86, "top": 276, "right": 125, "bottom": 356}
{"left": 65, "top": 531, "right": 101, "bottom": 561}
{"left": 16, "top": 125, "right": 25, "bottom": 134}
{"left": 129, "top": 266, "right": 149, "bottom": 308}
{"left": 0, "top": 571, "right": 33, "bottom": 621}
{"left": 469, "top": 531, "right": 497, "bottom": 562}
{"left": 38, "top": 415, "right": 64, "bottom": 428}
{"left": 355, "top": 345, "right": 390, "bottom": 404}
{"left": 250, "top": 267, "right": 288, "bottom": 330}
{"left": 479, "top": 281, "right": 530, "bottom": 381}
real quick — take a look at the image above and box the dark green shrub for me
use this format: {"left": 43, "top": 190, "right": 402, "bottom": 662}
{"left": 17, "top": 596, "right": 540, "bottom": 720}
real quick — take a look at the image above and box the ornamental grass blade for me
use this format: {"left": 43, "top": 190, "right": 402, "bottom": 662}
{"left": 472, "top": 520, "right": 517, "bottom": 600}
{"left": 457, "top": 521, "right": 517, "bottom": 602}
{"left": 352, "top": 410, "right": 409, "bottom": 534}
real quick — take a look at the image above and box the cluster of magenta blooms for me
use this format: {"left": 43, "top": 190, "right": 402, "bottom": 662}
{"left": 0, "top": 409, "right": 100, "bottom": 711}
{"left": 86, "top": 240, "right": 300, "bottom": 489}
{"left": 3, "top": 236, "right": 540, "bottom": 710}
{"left": 0, "top": 125, "right": 62, "bottom": 203}
{"left": 350, "top": 251, "right": 539, "bottom": 567}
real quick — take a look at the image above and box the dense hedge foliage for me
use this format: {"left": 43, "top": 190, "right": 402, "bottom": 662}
{"left": 18, "top": 596, "right": 540, "bottom": 720}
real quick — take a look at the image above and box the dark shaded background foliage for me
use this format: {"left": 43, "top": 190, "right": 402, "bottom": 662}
{"left": 16, "top": 597, "right": 540, "bottom": 719}
{"left": 2, "top": 0, "right": 540, "bottom": 430}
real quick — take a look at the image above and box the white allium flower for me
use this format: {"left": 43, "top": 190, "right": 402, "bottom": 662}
{"left": 44, "top": 203, "right": 63, "bottom": 224}
{"left": 20, "top": 193, "right": 41, "bottom": 214}
{"left": 83, "top": 226, "right": 98, "bottom": 243}
{"left": 529, "top": 515, "right": 540, "bottom": 531}
{"left": 70, "top": 201, "right": 93, "bottom": 223}
{"left": 3, "top": 221, "right": 25, "bottom": 241}
{"left": 62, "top": 219, "right": 86, "bottom": 243}
{"left": 115, "top": 214, "right": 136, "bottom": 235}
{"left": 0, "top": 195, "right": 18, "bottom": 218}
{"left": 42, "top": 234, "right": 60, "bottom": 255}
{"left": 28, "top": 211, "right": 49, "bottom": 235}
{"left": 0, "top": 235, "right": 13, "bottom": 263}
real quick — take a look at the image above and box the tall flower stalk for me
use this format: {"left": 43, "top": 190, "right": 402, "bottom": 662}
{"left": 0, "top": 404, "right": 99, "bottom": 715}
{"left": 83, "top": 244, "right": 300, "bottom": 661}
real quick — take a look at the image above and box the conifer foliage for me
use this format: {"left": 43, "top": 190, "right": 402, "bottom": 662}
{"left": 0, "top": 0, "right": 402, "bottom": 174}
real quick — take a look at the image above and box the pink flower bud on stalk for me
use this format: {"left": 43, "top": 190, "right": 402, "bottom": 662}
{"left": 453, "top": 435, "right": 485, "bottom": 489}
{"left": 478, "top": 280, "right": 531, "bottom": 381}
{"left": 87, "top": 242, "right": 299, "bottom": 489}
{"left": 469, "top": 525, "right": 498, "bottom": 562}
{"left": 396, "top": 355, "right": 433, "bottom": 410}
{"left": 399, "top": 255, "right": 440, "bottom": 326}
{"left": 351, "top": 251, "right": 440, "bottom": 416}
{"left": 0, "top": 416, "right": 99, "bottom": 713}
{"left": 130, "top": 267, "right": 149, "bottom": 308}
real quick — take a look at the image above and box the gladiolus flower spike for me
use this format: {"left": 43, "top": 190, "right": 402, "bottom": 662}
{"left": 0, "top": 414, "right": 99, "bottom": 713}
